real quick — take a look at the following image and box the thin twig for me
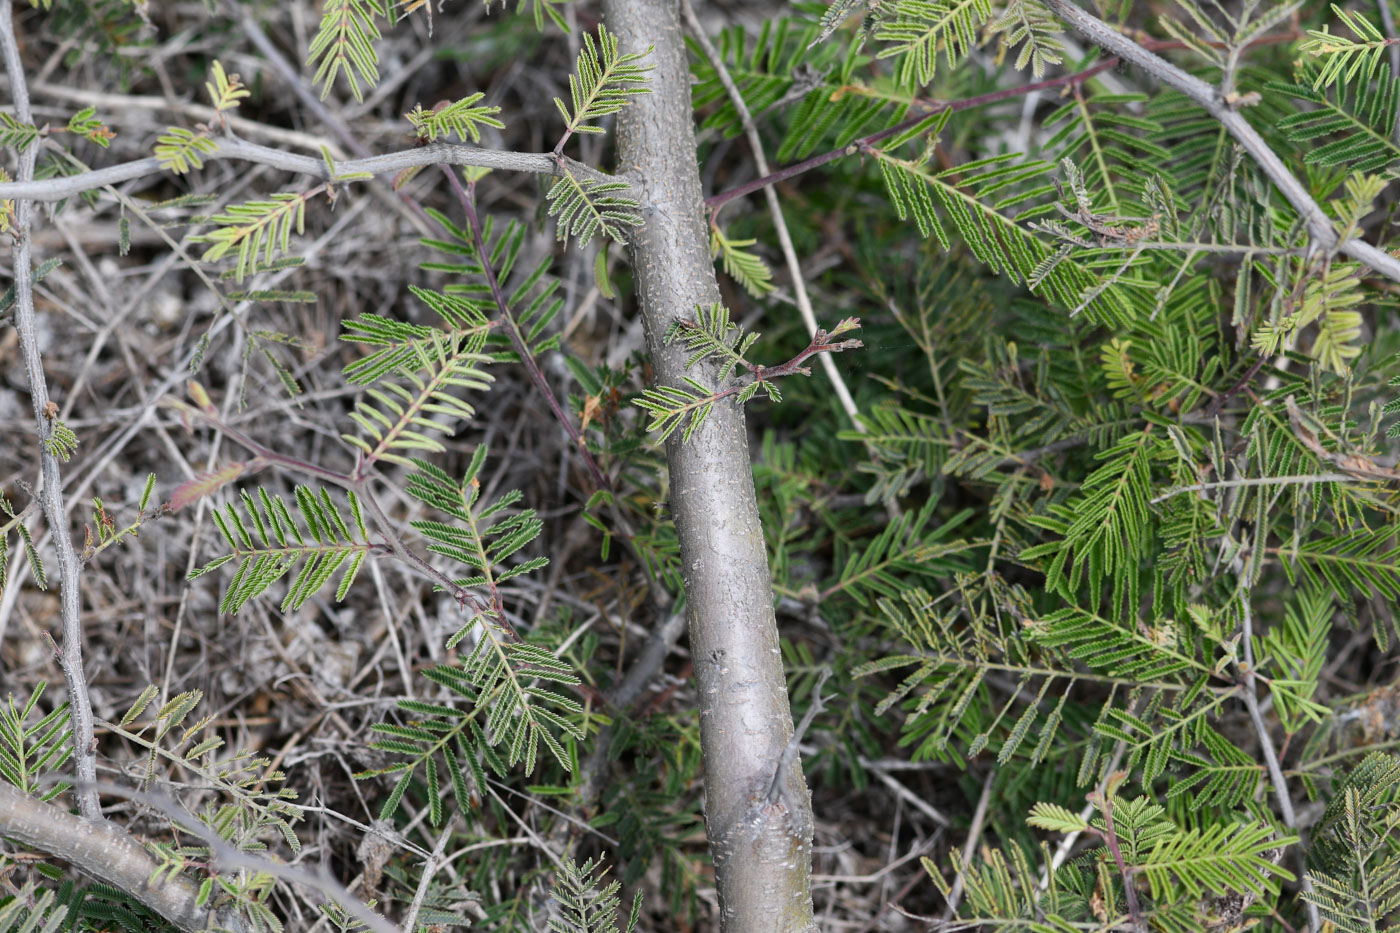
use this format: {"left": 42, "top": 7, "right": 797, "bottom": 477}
{"left": 400, "top": 816, "right": 456, "bottom": 933}
{"left": 679, "top": 0, "right": 866, "bottom": 436}
{"left": 1150, "top": 473, "right": 1357, "bottom": 504}
{"left": 82, "top": 781, "right": 397, "bottom": 933}
{"left": 767, "top": 667, "right": 832, "bottom": 803}
{"left": 940, "top": 769, "right": 995, "bottom": 919}
{"left": 1093, "top": 786, "right": 1145, "bottom": 932}
{"left": 1232, "top": 556, "right": 1321, "bottom": 933}
{"left": 0, "top": 0, "right": 101, "bottom": 822}
{"left": 172, "top": 403, "right": 516, "bottom": 638}
{"left": 441, "top": 167, "right": 611, "bottom": 492}
{"left": 0, "top": 134, "right": 619, "bottom": 202}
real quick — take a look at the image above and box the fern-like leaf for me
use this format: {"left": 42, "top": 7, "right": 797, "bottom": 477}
{"left": 546, "top": 857, "right": 644, "bottom": 933}
{"left": 0, "top": 682, "right": 72, "bottom": 800}
{"left": 711, "top": 227, "right": 776, "bottom": 297}
{"left": 634, "top": 377, "right": 717, "bottom": 443}
{"left": 190, "top": 191, "right": 318, "bottom": 283}
{"left": 154, "top": 126, "right": 217, "bottom": 174}
{"left": 405, "top": 94, "right": 505, "bottom": 143}
{"left": 205, "top": 60, "right": 249, "bottom": 113}
{"left": 340, "top": 287, "right": 495, "bottom": 469}
{"left": 664, "top": 302, "right": 759, "bottom": 381}
{"left": 874, "top": 146, "right": 1122, "bottom": 320}
{"left": 1022, "top": 429, "right": 1161, "bottom": 614}
{"left": 1300, "top": 4, "right": 1395, "bottom": 89}
{"left": 874, "top": 0, "right": 993, "bottom": 88}
{"left": 554, "top": 26, "right": 653, "bottom": 148}
{"left": 545, "top": 167, "right": 643, "bottom": 246}
{"left": 308, "top": 0, "right": 386, "bottom": 102}
{"left": 188, "top": 486, "right": 372, "bottom": 614}
{"left": 987, "top": 0, "right": 1063, "bottom": 79}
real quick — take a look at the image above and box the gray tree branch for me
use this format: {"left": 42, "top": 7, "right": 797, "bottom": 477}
{"left": 1041, "top": 0, "right": 1400, "bottom": 283}
{"left": 0, "top": 0, "right": 101, "bottom": 822}
{"left": 598, "top": 0, "right": 817, "bottom": 929}
{"left": 0, "top": 781, "right": 245, "bottom": 932}
{"left": 0, "top": 135, "right": 622, "bottom": 202}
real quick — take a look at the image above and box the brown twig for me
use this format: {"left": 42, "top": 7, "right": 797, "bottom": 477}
{"left": 440, "top": 166, "right": 612, "bottom": 493}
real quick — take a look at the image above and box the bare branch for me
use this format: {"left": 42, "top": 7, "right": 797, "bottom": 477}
{"left": 0, "top": 135, "right": 623, "bottom": 203}
{"left": 0, "top": 0, "right": 101, "bottom": 822}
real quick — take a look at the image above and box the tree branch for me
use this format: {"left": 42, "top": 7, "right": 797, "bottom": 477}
{"left": 599, "top": 0, "right": 818, "bottom": 927}
{"left": 1041, "top": 0, "right": 1400, "bottom": 283}
{"left": 0, "top": 135, "right": 623, "bottom": 203}
{"left": 441, "top": 166, "right": 611, "bottom": 492}
{"left": 0, "top": 782, "right": 247, "bottom": 932}
{"left": 0, "top": 0, "right": 101, "bottom": 822}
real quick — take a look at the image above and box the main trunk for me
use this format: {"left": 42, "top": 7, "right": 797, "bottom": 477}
{"left": 598, "top": 0, "right": 818, "bottom": 929}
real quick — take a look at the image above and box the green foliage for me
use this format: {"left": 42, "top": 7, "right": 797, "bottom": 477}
{"left": 1301, "top": 4, "right": 1397, "bottom": 89}
{"left": 188, "top": 486, "right": 372, "bottom": 614}
{"left": 352, "top": 446, "right": 574, "bottom": 821}
{"left": 710, "top": 226, "right": 776, "bottom": 297}
{"left": 874, "top": 145, "right": 1120, "bottom": 319}
{"left": 1303, "top": 753, "right": 1400, "bottom": 932}
{"left": 153, "top": 126, "right": 217, "bottom": 174}
{"left": 405, "top": 94, "right": 506, "bottom": 143}
{"left": 868, "top": 0, "right": 1063, "bottom": 87}
{"left": 872, "top": 0, "right": 992, "bottom": 87}
{"left": 204, "top": 60, "right": 249, "bottom": 113}
{"left": 544, "top": 168, "right": 643, "bottom": 246}
{"left": 403, "top": 447, "right": 549, "bottom": 593}
{"left": 554, "top": 26, "right": 654, "bottom": 148}
{"left": 341, "top": 286, "right": 494, "bottom": 469}
{"left": 1258, "top": 590, "right": 1332, "bottom": 734}
{"left": 0, "top": 494, "right": 46, "bottom": 592}
{"left": 1022, "top": 429, "right": 1160, "bottom": 615}
{"left": 308, "top": 0, "right": 387, "bottom": 102}
{"left": 985, "top": 0, "right": 1063, "bottom": 78}
{"left": 0, "top": 113, "right": 41, "bottom": 151}
{"left": 0, "top": 683, "right": 71, "bottom": 800}
{"left": 545, "top": 857, "right": 643, "bottom": 933}
{"left": 633, "top": 376, "right": 718, "bottom": 444}
{"left": 1387, "top": 353, "right": 1400, "bottom": 438}
{"left": 42, "top": 419, "right": 77, "bottom": 463}
{"left": 189, "top": 191, "right": 317, "bottom": 283}
{"left": 665, "top": 302, "right": 761, "bottom": 382}
{"left": 1270, "top": 69, "right": 1400, "bottom": 174}
{"left": 64, "top": 106, "right": 113, "bottom": 148}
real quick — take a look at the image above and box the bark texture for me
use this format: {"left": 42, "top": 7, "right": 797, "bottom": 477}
{"left": 598, "top": 1, "right": 818, "bottom": 930}
{"left": 0, "top": 782, "right": 245, "bottom": 932}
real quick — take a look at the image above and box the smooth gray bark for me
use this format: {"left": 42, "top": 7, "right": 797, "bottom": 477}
{"left": 598, "top": 1, "right": 818, "bottom": 930}
{"left": 0, "top": 782, "right": 244, "bottom": 932}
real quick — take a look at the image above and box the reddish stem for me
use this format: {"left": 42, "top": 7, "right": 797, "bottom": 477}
{"left": 704, "top": 32, "right": 1298, "bottom": 211}
{"left": 439, "top": 166, "right": 612, "bottom": 493}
